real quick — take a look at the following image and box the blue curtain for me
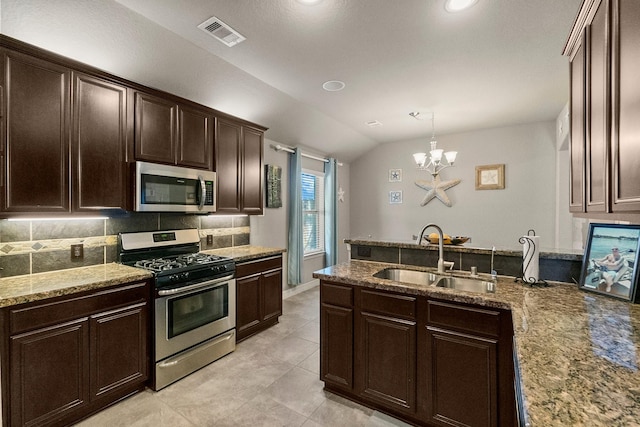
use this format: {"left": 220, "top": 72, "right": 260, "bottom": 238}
{"left": 287, "top": 148, "right": 303, "bottom": 285}
{"left": 324, "top": 158, "right": 338, "bottom": 267}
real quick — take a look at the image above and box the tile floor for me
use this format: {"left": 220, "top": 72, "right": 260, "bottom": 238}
{"left": 77, "top": 284, "right": 411, "bottom": 427}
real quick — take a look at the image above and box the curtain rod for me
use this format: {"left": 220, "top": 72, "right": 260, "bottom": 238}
{"left": 270, "top": 144, "right": 343, "bottom": 166}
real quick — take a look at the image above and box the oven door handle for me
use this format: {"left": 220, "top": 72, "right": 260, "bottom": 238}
{"left": 157, "top": 274, "right": 234, "bottom": 296}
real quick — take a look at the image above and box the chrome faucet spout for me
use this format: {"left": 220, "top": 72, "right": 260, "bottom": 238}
{"left": 417, "top": 223, "right": 446, "bottom": 273}
{"left": 491, "top": 246, "right": 497, "bottom": 280}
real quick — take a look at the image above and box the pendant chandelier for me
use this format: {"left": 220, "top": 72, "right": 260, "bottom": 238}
{"left": 411, "top": 112, "right": 457, "bottom": 177}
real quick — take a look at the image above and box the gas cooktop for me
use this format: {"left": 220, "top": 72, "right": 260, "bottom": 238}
{"left": 118, "top": 229, "right": 235, "bottom": 288}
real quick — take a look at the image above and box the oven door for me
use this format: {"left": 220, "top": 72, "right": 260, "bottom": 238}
{"left": 155, "top": 276, "right": 235, "bottom": 361}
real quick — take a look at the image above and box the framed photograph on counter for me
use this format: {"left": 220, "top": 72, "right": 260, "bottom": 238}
{"left": 579, "top": 223, "right": 640, "bottom": 302}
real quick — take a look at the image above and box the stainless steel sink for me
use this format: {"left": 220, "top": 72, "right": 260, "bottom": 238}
{"left": 373, "top": 268, "right": 443, "bottom": 286}
{"left": 373, "top": 268, "right": 496, "bottom": 293}
{"left": 435, "top": 276, "right": 496, "bottom": 293}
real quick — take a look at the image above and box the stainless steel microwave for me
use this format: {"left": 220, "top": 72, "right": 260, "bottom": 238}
{"left": 135, "top": 161, "right": 216, "bottom": 213}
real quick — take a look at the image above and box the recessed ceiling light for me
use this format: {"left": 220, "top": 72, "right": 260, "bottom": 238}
{"left": 322, "top": 80, "right": 346, "bottom": 92}
{"left": 296, "top": 0, "right": 323, "bottom": 5}
{"left": 366, "top": 120, "right": 383, "bottom": 127}
{"left": 444, "top": 0, "right": 479, "bottom": 12}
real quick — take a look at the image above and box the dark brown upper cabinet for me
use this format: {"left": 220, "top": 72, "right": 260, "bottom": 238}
{"left": 0, "top": 35, "right": 266, "bottom": 217}
{"left": 569, "top": 33, "right": 586, "bottom": 213}
{"left": 610, "top": 0, "right": 640, "bottom": 211}
{"left": 72, "top": 73, "right": 128, "bottom": 212}
{"left": 565, "top": 0, "right": 640, "bottom": 214}
{"left": 133, "top": 90, "right": 213, "bottom": 170}
{"left": 586, "top": 0, "right": 609, "bottom": 213}
{"left": 215, "top": 118, "right": 264, "bottom": 214}
{"left": 1, "top": 49, "right": 71, "bottom": 213}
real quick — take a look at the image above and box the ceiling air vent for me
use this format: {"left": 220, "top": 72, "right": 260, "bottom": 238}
{"left": 198, "top": 16, "right": 246, "bottom": 47}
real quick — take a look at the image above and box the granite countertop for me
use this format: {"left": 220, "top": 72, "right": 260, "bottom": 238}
{"left": 202, "top": 245, "right": 286, "bottom": 263}
{"left": 345, "top": 238, "right": 584, "bottom": 261}
{"left": 0, "top": 246, "right": 284, "bottom": 309}
{"left": 0, "top": 245, "right": 286, "bottom": 308}
{"left": 313, "top": 260, "right": 640, "bottom": 426}
{"left": 0, "top": 263, "right": 153, "bottom": 308}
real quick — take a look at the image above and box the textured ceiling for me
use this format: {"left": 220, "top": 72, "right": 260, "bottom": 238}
{"left": 114, "top": 0, "right": 581, "bottom": 162}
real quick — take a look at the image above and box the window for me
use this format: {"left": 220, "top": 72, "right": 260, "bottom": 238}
{"left": 301, "top": 170, "right": 325, "bottom": 255}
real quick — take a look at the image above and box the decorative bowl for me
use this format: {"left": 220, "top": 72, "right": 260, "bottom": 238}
{"left": 426, "top": 236, "right": 470, "bottom": 245}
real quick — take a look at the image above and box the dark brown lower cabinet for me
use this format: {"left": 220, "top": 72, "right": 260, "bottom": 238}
{"left": 425, "top": 327, "right": 497, "bottom": 427}
{"left": 358, "top": 290, "right": 417, "bottom": 416}
{"left": 1, "top": 281, "right": 150, "bottom": 427}
{"left": 235, "top": 255, "right": 283, "bottom": 342}
{"left": 319, "top": 280, "right": 516, "bottom": 427}
{"left": 320, "top": 282, "right": 354, "bottom": 391}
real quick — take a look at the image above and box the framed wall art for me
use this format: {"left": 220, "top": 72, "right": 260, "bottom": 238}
{"left": 579, "top": 223, "right": 640, "bottom": 302}
{"left": 265, "top": 164, "right": 282, "bottom": 208}
{"left": 475, "top": 164, "right": 505, "bottom": 190}
{"left": 389, "top": 191, "right": 402, "bottom": 204}
{"left": 389, "top": 169, "right": 402, "bottom": 182}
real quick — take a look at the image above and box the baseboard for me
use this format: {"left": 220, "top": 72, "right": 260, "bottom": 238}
{"left": 283, "top": 279, "right": 319, "bottom": 299}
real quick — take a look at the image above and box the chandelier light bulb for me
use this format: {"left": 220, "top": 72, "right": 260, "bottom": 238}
{"left": 444, "top": 151, "right": 457, "bottom": 165}
{"left": 430, "top": 149, "right": 443, "bottom": 163}
{"left": 413, "top": 152, "right": 427, "bottom": 167}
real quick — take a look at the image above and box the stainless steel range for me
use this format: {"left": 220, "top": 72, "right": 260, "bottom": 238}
{"left": 119, "top": 229, "right": 235, "bottom": 391}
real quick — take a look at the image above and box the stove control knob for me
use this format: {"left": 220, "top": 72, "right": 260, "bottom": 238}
{"left": 181, "top": 272, "right": 190, "bottom": 280}
{"left": 169, "top": 274, "right": 179, "bottom": 282}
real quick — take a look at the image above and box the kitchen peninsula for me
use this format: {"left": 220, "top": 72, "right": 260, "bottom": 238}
{"left": 314, "top": 243, "right": 640, "bottom": 426}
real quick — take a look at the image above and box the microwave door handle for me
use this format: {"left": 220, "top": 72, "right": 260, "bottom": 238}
{"left": 198, "top": 175, "right": 206, "bottom": 210}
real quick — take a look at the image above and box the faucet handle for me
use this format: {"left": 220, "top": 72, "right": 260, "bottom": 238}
{"left": 443, "top": 261, "right": 455, "bottom": 271}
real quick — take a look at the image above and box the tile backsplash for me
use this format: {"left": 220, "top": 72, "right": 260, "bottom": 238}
{"left": 0, "top": 214, "right": 250, "bottom": 278}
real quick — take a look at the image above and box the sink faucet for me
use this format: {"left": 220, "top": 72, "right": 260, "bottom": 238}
{"left": 491, "top": 246, "right": 497, "bottom": 280}
{"left": 417, "top": 223, "right": 447, "bottom": 274}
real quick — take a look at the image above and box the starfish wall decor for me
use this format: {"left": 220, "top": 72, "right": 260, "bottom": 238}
{"left": 415, "top": 175, "right": 461, "bottom": 207}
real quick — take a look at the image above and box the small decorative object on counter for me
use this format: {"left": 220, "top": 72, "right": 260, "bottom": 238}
{"left": 516, "top": 229, "right": 548, "bottom": 287}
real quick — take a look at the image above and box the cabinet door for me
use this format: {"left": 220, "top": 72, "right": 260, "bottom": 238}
{"left": 586, "top": 0, "right": 610, "bottom": 212}
{"left": 134, "top": 91, "right": 177, "bottom": 164}
{"left": 90, "top": 302, "right": 148, "bottom": 401}
{"left": 262, "top": 269, "right": 282, "bottom": 322}
{"left": 177, "top": 104, "right": 213, "bottom": 170}
{"left": 10, "top": 319, "right": 90, "bottom": 427}
{"left": 236, "top": 274, "right": 262, "bottom": 341}
{"left": 611, "top": 0, "right": 640, "bottom": 211}
{"left": 359, "top": 312, "right": 416, "bottom": 414}
{"left": 242, "top": 126, "right": 264, "bottom": 214}
{"left": 570, "top": 33, "right": 586, "bottom": 213}
{"left": 425, "top": 327, "right": 498, "bottom": 427}
{"left": 321, "top": 303, "right": 354, "bottom": 391}
{"left": 215, "top": 118, "right": 242, "bottom": 213}
{"left": 72, "top": 73, "right": 127, "bottom": 211}
{"left": 2, "top": 50, "right": 70, "bottom": 213}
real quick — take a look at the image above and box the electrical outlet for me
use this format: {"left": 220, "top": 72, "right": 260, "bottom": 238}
{"left": 206, "top": 235, "right": 213, "bottom": 246}
{"left": 71, "top": 244, "right": 83, "bottom": 260}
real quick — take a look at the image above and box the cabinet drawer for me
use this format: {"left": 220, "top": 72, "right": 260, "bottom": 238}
{"left": 10, "top": 281, "right": 149, "bottom": 335}
{"left": 361, "top": 289, "right": 416, "bottom": 321}
{"left": 427, "top": 300, "right": 500, "bottom": 337}
{"left": 236, "top": 255, "right": 282, "bottom": 278}
{"left": 321, "top": 282, "right": 353, "bottom": 308}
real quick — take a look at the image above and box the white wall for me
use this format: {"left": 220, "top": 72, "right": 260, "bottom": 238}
{"left": 350, "top": 121, "right": 564, "bottom": 250}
